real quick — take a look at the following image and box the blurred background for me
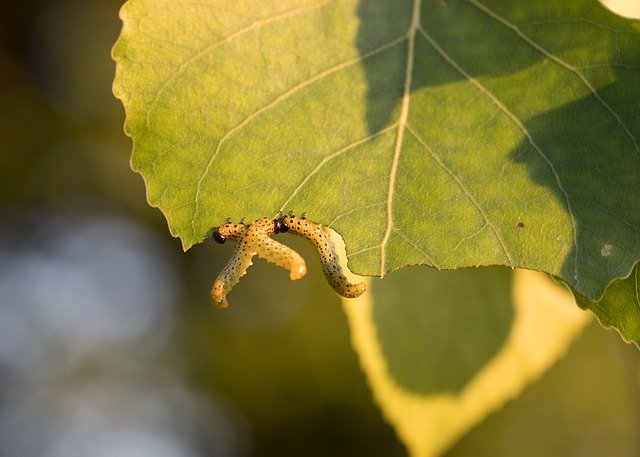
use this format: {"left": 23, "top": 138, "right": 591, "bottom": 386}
{"left": 0, "top": 1, "right": 638, "bottom": 456}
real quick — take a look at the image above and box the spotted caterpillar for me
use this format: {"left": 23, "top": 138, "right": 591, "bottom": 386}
{"left": 277, "top": 215, "right": 366, "bottom": 299}
{"left": 211, "top": 218, "right": 306, "bottom": 308}
{"left": 210, "top": 215, "right": 366, "bottom": 307}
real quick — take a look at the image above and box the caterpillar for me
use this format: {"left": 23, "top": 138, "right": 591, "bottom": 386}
{"left": 276, "top": 215, "right": 366, "bottom": 298}
{"left": 210, "top": 215, "right": 365, "bottom": 307}
{"left": 210, "top": 218, "right": 307, "bottom": 308}
{"left": 210, "top": 222, "right": 252, "bottom": 308}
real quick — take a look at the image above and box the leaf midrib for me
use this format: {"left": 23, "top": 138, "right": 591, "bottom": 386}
{"left": 378, "top": 0, "right": 422, "bottom": 277}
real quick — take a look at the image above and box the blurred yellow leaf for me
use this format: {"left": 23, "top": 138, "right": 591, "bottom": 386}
{"left": 342, "top": 265, "right": 590, "bottom": 457}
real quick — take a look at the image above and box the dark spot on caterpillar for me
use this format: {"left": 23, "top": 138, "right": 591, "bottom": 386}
{"left": 516, "top": 221, "right": 525, "bottom": 228}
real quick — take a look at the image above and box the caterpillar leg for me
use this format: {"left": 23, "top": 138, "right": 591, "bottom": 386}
{"left": 278, "top": 216, "right": 366, "bottom": 298}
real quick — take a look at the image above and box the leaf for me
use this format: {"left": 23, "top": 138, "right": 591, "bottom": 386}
{"left": 112, "top": 0, "right": 640, "bottom": 304}
{"left": 573, "top": 263, "right": 640, "bottom": 346}
{"left": 341, "top": 265, "right": 591, "bottom": 457}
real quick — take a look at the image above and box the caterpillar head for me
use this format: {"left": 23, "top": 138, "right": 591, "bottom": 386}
{"left": 212, "top": 227, "right": 226, "bottom": 244}
{"left": 213, "top": 223, "right": 247, "bottom": 244}
{"left": 274, "top": 217, "right": 289, "bottom": 234}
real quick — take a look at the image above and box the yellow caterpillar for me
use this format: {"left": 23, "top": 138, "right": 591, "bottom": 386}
{"left": 210, "top": 215, "right": 365, "bottom": 308}
{"left": 276, "top": 215, "right": 366, "bottom": 299}
{"left": 248, "top": 217, "right": 307, "bottom": 280}
{"left": 210, "top": 218, "right": 306, "bottom": 308}
{"left": 210, "top": 222, "right": 251, "bottom": 308}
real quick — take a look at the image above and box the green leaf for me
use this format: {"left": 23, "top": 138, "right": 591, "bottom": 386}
{"left": 112, "top": 1, "right": 640, "bottom": 303}
{"left": 342, "top": 265, "right": 591, "bottom": 457}
{"left": 574, "top": 263, "right": 640, "bottom": 345}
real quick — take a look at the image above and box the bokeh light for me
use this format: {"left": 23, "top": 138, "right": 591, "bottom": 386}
{"left": 0, "top": 207, "right": 246, "bottom": 457}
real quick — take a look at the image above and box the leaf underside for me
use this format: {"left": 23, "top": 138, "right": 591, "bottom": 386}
{"left": 113, "top": 0, "right": 640, "bottom": 305}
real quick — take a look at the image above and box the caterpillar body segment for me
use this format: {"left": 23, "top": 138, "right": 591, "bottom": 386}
{"left": 247, "top": 218, "right": 307, "bottom": 280}
{"left": 211, "top": 240, "right": 255, "bottom": 308}
{"left": 277, "top": 215, "right": 366, "bottom": 298}
{"left": 210, "top": 223, "right": 253, "bottom": 308}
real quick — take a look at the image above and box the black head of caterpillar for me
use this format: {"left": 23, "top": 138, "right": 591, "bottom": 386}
{"left": 273, "top": 211, "right": 306, "bottom": 234}
{"left": 212, "top": 227, "right": 226, "bottom": 244}
{"left": 274, "top": 217, "right": 288, "bottom": 234}
{"left": 212, "top": 221, "right": 247, "bottom": 245}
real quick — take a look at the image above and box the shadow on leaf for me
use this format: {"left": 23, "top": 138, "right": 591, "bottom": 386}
{"left": 356, "top": 0, "right": 547, "bottom": 134}
{"left": 509, "top": 77, "right": 640, "bottom": 298}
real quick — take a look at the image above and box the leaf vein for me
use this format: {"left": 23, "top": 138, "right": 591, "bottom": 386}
{"left": 393, "top": 227, "right": 440, "bottom": 268}
{"left": 452, "top": 222, "right": 490, "bottom": 252}
{"left": 190, "top": 35, "right": 407, "bottom": 235}
{"left": 407, "top": 125, "right": 515, "bottom": 267}
{"left": 418, "top": 27, "right": 578, "bottom": 278}
{"left": 328, "top": 201, "right": 387, "bottom": 226}
{"left": 379, "top": 0, "right": 422, "bottom": 277}
{"left": 278, "top": 125, "right": 397, "bottom": 214}
{"left": 349, "top": 244, "right": 380, "bottom": 259}
{"left": 145, "top": 0, "right": 334, "bottom": 129}
{"left": 467, "top": 0, "right": 640, "bottom": 155}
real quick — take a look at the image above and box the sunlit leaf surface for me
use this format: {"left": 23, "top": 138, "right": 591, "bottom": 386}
{"left": 113, "top": 1, "right": 639, "bottom": 330}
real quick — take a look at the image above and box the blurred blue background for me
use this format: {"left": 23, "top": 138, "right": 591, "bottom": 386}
{"left": 0, "top": 1, "right": 638, "bottom": 456}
